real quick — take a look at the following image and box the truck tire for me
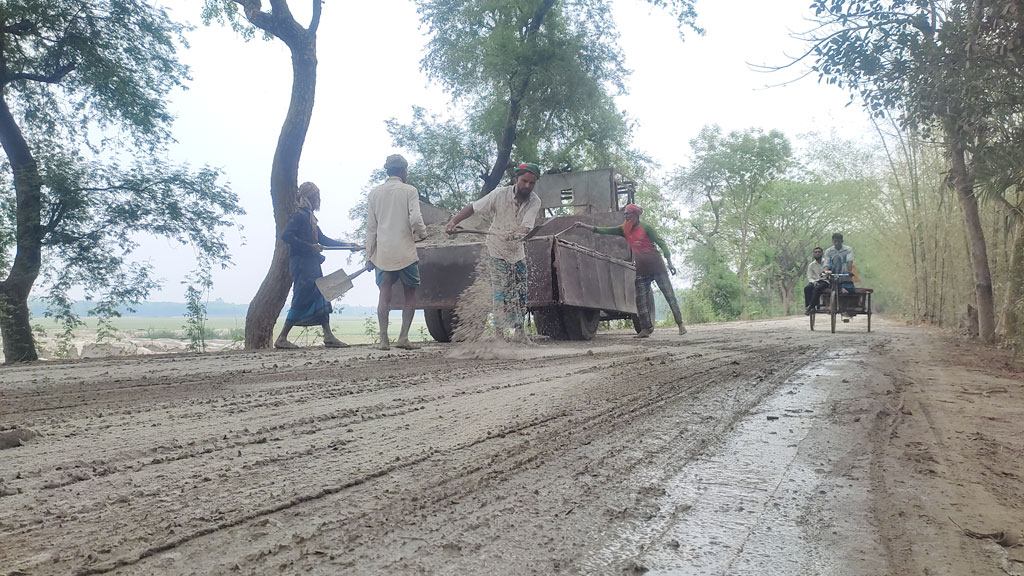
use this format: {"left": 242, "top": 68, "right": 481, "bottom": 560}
{"left": 561, "top": 307, "right": 601, "bottom": 340}
{"left": 424, "top": 308, "right": 456, "bottom": 342}
{"left": 532, "top": 307, "right": 567, "bottom": 340}
{"left": 533, "top": 307, "right": 600, "bottom": 341}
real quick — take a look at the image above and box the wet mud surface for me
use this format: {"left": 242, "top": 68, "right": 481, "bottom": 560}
{"left": 1, "top": 317, "right": 1021, "bottom": 575}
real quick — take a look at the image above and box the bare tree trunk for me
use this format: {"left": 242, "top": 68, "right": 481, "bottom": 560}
{"left": 0, "top": 95, "right": 42, "bottom": 362}
{"left": 1001, "top": 217, "right": 1024, "bottom": 342}
{"left": 480, "top": 96, "right": 522, "bottom": 196}
{"left": 478, "top": 0, "right": 555, "bottom": 197}
{"left": 947, "top": 132, "right": 996, "bottom": 343}
{"left": 239, "top": 2, "right": 320, "bottom": 349}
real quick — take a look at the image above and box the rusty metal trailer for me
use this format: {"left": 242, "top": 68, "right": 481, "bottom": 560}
{"left": 392, "top": 168, "right": 641, "bottom": 342}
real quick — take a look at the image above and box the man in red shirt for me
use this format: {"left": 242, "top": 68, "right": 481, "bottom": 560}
{"left": 574, "top": 204, "right": 686, "bottom": 338}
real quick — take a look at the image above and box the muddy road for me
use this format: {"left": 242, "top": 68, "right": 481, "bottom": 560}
{"left": 2, "top": 318, "right": 1021, "bottom": 575}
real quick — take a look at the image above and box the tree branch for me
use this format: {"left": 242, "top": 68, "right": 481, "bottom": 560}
{"left": 995, "top": 194, "right": 1024, "bottom": 219}
{"left": 309, "top": 0, "right": 322, "bottom": 34}
{"left": 6, "top": 62, "right": 76, "bottom": 85}
{"left": 2, "top": 20, "right": 36, "bottom": 35}
{"left": 232, "top": 0, "right": 276, "bottom": 33}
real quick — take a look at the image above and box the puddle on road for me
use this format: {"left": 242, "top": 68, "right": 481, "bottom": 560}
{"left": 586, "top": 349, "right": 863, "bottom": 575}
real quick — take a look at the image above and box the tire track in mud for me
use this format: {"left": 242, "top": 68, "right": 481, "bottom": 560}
{"left": 2, "top": 326, "right": 826, "bottom": 575}
{"left": 148, "top": 341, "right": 819, "bottom": 574}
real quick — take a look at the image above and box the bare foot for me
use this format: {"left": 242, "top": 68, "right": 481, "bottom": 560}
{"left": 377, "top": 338, "right": 390, "bottom": 351}
{"left": 324, "top": 338, "right": 349, "bottom": 348}
{"left": 678, "top": 325, "right": 687, "bottom": 335}
{"left": 274, "top": 339, "right": 298, "bottom": 349}
{"left": 393, "top": 338, "right": 420, "bottom": 350}
{"left": 634, "top": 329, "right": 652, "bottom": 339}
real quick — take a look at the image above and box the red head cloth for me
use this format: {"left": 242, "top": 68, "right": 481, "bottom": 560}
{"left": 624, "top": 204, "right": 643, "bottom": 215}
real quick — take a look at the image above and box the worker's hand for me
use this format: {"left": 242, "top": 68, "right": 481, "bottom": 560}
{"left": 445, "top": 220, "right": 459, "bottom": 235}
{"left": 669, "top": 265, "right": 678, "bottom": 276}
{"left": 312, "top": 243, "right": 324, "bottom": 252}
{"left": 572, "top": 222, "right": 590, "bottom": 231}
{"left": 364, "top": 261, "right": 375, "bottom": 271}
{"left": 504, "top": 231, "right": 524, "bottom": 241}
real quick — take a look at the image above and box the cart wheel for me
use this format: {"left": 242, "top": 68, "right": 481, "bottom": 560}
{"left": 866, "top": 293, "right": 872, "bottom": 333}
{"left": 830, "top": 291, "right": 838, "bottom": 334}
{"left": 424, "top": 308, "right": 456, "bottom": 343}
{"left": 809, "top": 311, "right": 815, "bottom": 331}
{"left": 562, "top": 307, "right": 601, "bottom": 341}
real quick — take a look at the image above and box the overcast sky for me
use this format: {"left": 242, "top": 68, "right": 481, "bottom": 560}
{"left": 151, "top": 0, "right": 874, "bottom": 308}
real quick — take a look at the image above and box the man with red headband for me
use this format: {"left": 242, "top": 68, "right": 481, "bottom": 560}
{"left": 575, "top": 204, "right": 686, "bottom": 338}
{"left": 446, "top": 162, "right": 542, "bottom": 342}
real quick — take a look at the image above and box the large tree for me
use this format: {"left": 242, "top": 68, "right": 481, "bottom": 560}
{"left": 415, "top": 0, "right": 700, "bottom": 196}
{"left": 0, "top": 0, "right": 242, "bottom": 362}
{"left": 800, "top": 0, "right": 1024, "bottom": 343}
{"left": 203, "top": 0, "right": 322, "bottom": 349}
{"left": 671, "top": 125, "right": 792, "bottom": 314}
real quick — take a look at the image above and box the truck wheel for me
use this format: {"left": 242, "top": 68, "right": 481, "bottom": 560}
{"left": 562, "top": 307, "right": 600, "bottom": 340}
{"left": 532, "top": 307, "right": 567, "bottom": 340}
{"left": 424, "top": 308, "right": 456, "bottom": 342}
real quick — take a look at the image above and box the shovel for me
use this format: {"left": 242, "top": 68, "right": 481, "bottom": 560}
{"left": 316, "top": 264, "right": 371, "bottom": 301}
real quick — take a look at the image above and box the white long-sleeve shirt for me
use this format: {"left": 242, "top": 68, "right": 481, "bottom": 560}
{"left": 365, "top": 177, "right": 427, "bottom": 271}
{"left": 806, "top": 259, "right": 826, "bottom": 283}
{"left": 471, "top": 184, "right": 541, "bottom": 263}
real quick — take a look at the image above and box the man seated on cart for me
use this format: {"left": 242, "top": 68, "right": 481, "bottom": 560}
{"left": 804, "top": 246, "right": 828, "bottom": 315}
{"left": 808, "top": 232, "right": 856, "bottom": 311}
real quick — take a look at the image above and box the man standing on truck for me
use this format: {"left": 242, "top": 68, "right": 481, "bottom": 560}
{"left": 365, "top": 154, "right": 428, "bottom": 350}
{"left": 574, "top": 204, "right": 686, "bottom": 338}
{"left": 445, "top": 163, "right": 542, "bottom": 342}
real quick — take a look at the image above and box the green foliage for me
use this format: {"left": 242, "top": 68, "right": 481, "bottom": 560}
{"left": 94, "top": 316, "right": 120, "bottom": 344}
{"left": 363, "top": 316, "right": 380, "bottom": 345}
{"left": 386, "top": 107, "right": 491, "bottom": 210}
{"left": 682, "top": 242, "right": 745, "bottom": 322}
{"left": 672, "top": 126, "right": 881, "bottom": 316}
{"left": 801, "top": 0, "right": 1024, "bottom": 342}
{"left": 0, "top": 0, "right": 245, "bottom": 360}
{"left": 414, "top": 0, "right": 699, "bottom": 195}
{"left": 0, "top": 0, "right": 190, "bottom": 145}
{"left": 183, "top": 260, "right": 213, "bottom": 353}
{"left": 24, "top": 158, "right": 244, "bottom": 343}
{"left": 201, "top": 0, "right": 258, "bottom": 40}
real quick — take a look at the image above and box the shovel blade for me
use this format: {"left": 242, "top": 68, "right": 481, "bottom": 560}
{"left": 316, "top": 268, "right": 354, "bottom": 301}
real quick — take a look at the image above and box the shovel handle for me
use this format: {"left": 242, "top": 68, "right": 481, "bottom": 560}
{"left": 452, "top": 227, "right": 496, "bottom": 236}
{"left": 321, "top": 244, "right": 364, "bottom": 251}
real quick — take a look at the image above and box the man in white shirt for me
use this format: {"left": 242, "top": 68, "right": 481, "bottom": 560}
{"left": 804, "top": 246, "right": 828, "bottom": 314}
{"left": 365, "top": 154, "right": 427, "bottom": 350}
{"left": 445, "top": 162, "right": 542, "bottom": 342}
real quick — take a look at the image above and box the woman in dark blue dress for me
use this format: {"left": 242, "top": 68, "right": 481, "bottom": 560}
{"left": 274, "top": 182, "right": 356, "bottom": 349}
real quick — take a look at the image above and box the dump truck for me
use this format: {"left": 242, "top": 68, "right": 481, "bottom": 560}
{"left": 392, "top": 168, "right": 641, "bottom": 342}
